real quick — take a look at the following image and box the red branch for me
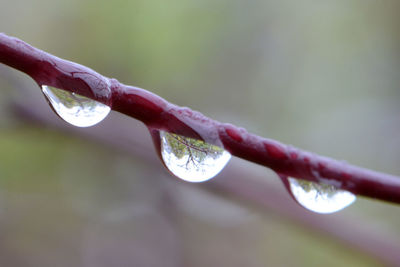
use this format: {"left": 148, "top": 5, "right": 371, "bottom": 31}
{"left": 1, "top": 33, "right": 400, "bottom": 204}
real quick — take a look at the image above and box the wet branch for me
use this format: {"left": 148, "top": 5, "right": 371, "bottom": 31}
{"left": 1, "top": 33, "right": 400, "bottom": 203}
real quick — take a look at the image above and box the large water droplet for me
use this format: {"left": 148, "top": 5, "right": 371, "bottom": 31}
{"left": 159, "top": 131, "right": 231, "bottom": 182}
{"left": 286, "top": 177, "right": 356, "bottom": 214}
{"left": 41, "top": 85, "right": 111, "bottom": 127}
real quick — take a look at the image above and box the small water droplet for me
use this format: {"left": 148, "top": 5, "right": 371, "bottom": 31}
{"left": 287, "top": 177, "right": 356, "bottom": 214}
{"left": 160, "top": 131, "right": 231, "bottom": 182}
{"left": 41, "top": 85, "right": 111, "bottom": 127}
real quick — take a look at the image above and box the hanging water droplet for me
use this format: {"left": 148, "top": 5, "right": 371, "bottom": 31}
{"left": 287, "top": 177, "right": 356, "bottom": 214}
{"left": 159, "top": 131, "right": 231, "bottom": 182}
{"left": 41, "top": 85, "right": 111, "bottom": 127}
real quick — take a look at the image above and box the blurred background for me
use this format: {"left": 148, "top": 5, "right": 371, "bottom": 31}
{"left": 0, "top": 0, "right": 400, "bottom": 266}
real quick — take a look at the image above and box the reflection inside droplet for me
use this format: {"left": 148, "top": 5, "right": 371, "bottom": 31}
{"left": 160, "top": 131, "right": 231, "bottom": 182}
{"left": 287, "top": 177, "right": 356, "bottom": 214}
{"left": 41, "top": 85, "right": 111, "bottom": 127}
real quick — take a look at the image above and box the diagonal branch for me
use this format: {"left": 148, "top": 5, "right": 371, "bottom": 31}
{"left": 1, "top": 33, "right": 399, "bottom": 203}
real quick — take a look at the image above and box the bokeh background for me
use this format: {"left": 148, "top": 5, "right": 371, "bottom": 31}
{"left": 0, "top": 0, "right": 400, "bottom": 266}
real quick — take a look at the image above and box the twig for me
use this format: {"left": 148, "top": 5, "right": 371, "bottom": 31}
{"left": 1, "top": 33, "right": 399, "bottom": 203}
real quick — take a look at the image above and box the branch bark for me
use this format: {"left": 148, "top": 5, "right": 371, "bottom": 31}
{"left": 1, "top": 33, "right": 400, "bottom": 203}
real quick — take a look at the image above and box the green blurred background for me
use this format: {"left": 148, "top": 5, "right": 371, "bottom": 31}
{"left": 0, "top": 0, "right": 399, "bottom": 266}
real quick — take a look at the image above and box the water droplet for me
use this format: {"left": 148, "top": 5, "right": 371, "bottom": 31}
{"left": 41, "top": 85, "right": 111, "bottom": 127}
{"left": 287, "top": 177, "right": 356, "bottom": 214}
{"left": 159, "top": 131, "right": 231, "bottom": 182}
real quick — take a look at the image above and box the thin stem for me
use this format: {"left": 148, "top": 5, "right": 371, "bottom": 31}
{"left": 1, "top": 33, "right": 399, "bottom": 203}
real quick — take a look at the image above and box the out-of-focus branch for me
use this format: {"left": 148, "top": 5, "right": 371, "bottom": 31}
{"left": 6, "top": 77, "right": 400, "bottom": 265}
{"left": 1, "top": 33, "right": 400, "bottom": 203}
